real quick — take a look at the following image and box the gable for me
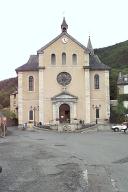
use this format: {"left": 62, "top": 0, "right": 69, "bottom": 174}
{"left": 15, "top": 19, "right": 109, "bottom": 73}
{"left": 37, "top": 32, "right": 88, "bottom": 54}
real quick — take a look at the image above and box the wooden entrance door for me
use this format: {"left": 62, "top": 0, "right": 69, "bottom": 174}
{"left": 59, "top": 104, "right": 70, "bottom": 123}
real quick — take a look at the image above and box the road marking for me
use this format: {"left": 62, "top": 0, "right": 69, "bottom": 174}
{"left": 111, "top": 178, "right": 119, "bottom": 192}
{"left": 83, "top": 169, "right": 88, "bottom": 186}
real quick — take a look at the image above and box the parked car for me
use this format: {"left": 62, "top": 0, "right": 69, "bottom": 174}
{"left": 111, "top": 123, "right": 127, "bottom": 132}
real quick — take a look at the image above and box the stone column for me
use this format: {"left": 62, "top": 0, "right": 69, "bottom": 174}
{"left": 52, "top": 103, "right": 57, "bottom": 124}
{"left": 39, "top": 69, "right": 44, "bottom": 123}
{"left": 69, "top": 103, "right": 73, "bottom": 123}
{"left": 84, "top": 69, "right": 91, "bottom": 123}
{"left": 104, "top": 71, "right": 110, "bottom": 119}
{"left": 70, "top": 102, "right": 76, "bottom": 123}
{"left": 18, "top": 72, "right": 23, "bottom": 124}
{"left": 73, "top": 103, "right": 77, "bottom": 119}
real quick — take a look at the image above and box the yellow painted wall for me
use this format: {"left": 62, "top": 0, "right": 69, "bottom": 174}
{"left": 17, "top": 34, "right": 110, "bottom": 124}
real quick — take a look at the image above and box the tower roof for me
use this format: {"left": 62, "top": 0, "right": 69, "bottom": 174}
{"left": 15, "top": 55, "right": 39, "bottom": 72}
{"left": 61, "top": 17, "right": 68, "bottom": 32}
{"left": 87, "top": 36, "right": 94, "bottom": 55}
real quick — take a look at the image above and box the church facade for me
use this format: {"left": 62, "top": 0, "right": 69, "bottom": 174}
{"left": 15, "top": 18, "right": 110, "bottom": 126}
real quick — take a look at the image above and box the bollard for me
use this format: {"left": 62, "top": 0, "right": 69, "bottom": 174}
{"left": 0, "top": 166, "right": 2, "bottom": 173}
{"left": 3, "top": 124, "right": 5, "bottom": 137}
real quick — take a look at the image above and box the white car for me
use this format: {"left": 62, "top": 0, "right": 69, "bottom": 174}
{"left": 111, "top": 124, "right": 127, "bottom": 132}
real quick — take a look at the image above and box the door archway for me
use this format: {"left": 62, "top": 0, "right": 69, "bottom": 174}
{"left": 59, "top": 104, "right": 70, "bottom": 123}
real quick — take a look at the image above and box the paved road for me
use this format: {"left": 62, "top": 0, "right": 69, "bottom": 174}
{"left": 0, "top": 127, "right": 128, "bottom": 192}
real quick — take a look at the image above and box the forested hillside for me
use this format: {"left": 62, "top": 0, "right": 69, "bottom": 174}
{"left": 0, "top": 40, "right": 128, "bottom": 108}
{"left": 0, "top": 77, "right": 18, "bottom": 108}
{"left": 95, "top": 40, "right": 128, "bottom": 99}
{"left": 95, "top": 40, "right": 128, "bottom": 69}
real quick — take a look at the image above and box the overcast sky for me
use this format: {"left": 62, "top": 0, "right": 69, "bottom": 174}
{"left": 0, "top": 0, "right": 128, "bottom": 80}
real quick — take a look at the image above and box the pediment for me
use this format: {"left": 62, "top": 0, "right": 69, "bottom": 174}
{"left": 51, "top": 91, "right": 78, "bottom": 101}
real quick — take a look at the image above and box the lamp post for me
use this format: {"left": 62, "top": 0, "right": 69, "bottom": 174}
{"left": 30, "top": 106, "right": 39, "bottom": 126}
{"left": 92, "top": 104, "right": 101, "bottom": 124}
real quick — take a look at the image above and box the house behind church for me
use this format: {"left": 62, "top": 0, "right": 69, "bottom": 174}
{"left": 117, "top": 72, "right": 128, "bottom": 109}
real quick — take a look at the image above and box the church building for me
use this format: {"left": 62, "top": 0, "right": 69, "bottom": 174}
{"left": 15, "top": 18, "right": 110, "bottom": 126}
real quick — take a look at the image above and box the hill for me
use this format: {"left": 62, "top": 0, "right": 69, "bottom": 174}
{"left": 0, "top": 77, "right": 18, "bottom": 108}
{"left": 95, "top": 40, "right": 128, "bottom": 69}
{"left": 0, "top": 40, "right": 128, "bottom": 107}
{"left": 95, "top": 40, "right": 128, "bottom": 99}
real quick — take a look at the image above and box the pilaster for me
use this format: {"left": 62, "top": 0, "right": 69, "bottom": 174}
{"left": 84, "top": 69, "right": 91, "bottom": 123}
{"left": 38, "top": 53, "right": 44, "bottom": 67}
{"left": 18, "top": 72, "right": 23, "bottom": 124}
{"left": 84, "top": 52, "right": 89, "bottom": 66}
{"left": 104, "top": 71, "right": 110, "bottom": 119}
{"left": 39, "top": 69, "right": 44, "bottom": 123}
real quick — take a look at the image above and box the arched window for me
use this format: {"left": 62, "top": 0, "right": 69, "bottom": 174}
{"left": 94, "top": 74, "right": 99, "bottom": 89}
{"left": 29, "top": 76, "right": 34, "bottom": 91}
{"left": 62, "top": 52, "right": 66, "bottom": 65}
{"left": 72, "top": 54, "right": 77, "bottom": 65}
{"left": 29, "top": 110, "right": 33, "bottom": 120}
{"left": 51, "top": 54, "right": 56, "bottom": 65}
{"left": 96, "top": 108, "right": 99, "bottom": 118}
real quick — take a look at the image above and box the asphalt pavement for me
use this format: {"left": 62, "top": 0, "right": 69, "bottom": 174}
{"left": 0, "top": 126, "right": 128, "bottom": 192}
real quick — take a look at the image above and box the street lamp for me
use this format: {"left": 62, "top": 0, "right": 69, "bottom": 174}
{"left": 30, "top": 106, "right": 39, "bottom": 126}
{"left": 92, "top": 104, "right": 101, "bottom": 124}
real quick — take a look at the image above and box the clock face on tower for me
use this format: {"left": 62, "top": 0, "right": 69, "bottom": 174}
{"left": 57, "top": 72, "right": 72, "bottom": 86}
{"left": 61, "top": 37, "right": 68, "bottom": 44}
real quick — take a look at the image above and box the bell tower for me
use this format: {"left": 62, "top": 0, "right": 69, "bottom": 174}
{"left": 87, "top": 36, "right": 94, "bottom": 55}
{"left": 61, "top": 17, "right": 68, "bottom": 32}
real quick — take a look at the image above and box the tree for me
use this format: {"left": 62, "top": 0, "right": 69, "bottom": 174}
{"left": 111, "top": 97, "right": 127, "bottom": 123}
{"left": 2, "top": 109, "right": 16, "bottom": 119}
